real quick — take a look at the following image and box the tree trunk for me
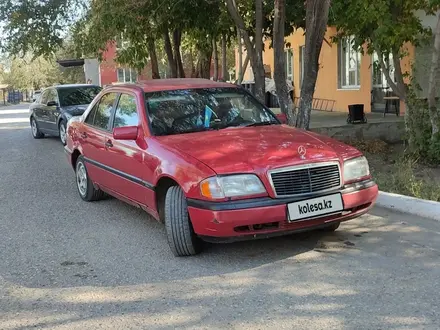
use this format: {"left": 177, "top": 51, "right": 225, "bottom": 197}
{"left": 196, "top": 48, "right": 212, "bottom": 79}
{"left": 212, "top": 36, "right": 219, "bottom": 80}
{"left": 221, "top": 33, "right": 228, "bottom": 81}
{"left": 273, "top": 0, "right": 294, "bottom": 125}
{"left": 189, "top": 49, "right": 196, "bottom": 78}
{"left": 237, "top": 28, "right": 243, "bottom": 81}
{"left": 376, "top": 49, "right": 410, "bottom": 135}
{"left": 172, "top": 29, "right": 185, "bottom": 78}
{"left": 253, "top": 0, "right": 265, "bottom": 103}
{"left": 163, "top": 28, "right": 177, "bottom": 78}
{"left": 428, "top": 13, "right": 440, "bottom": 140}
{"left": 296, "top": 0, "right": 331, "bottom": 130}
{"left": 238, "top": 53, "right": 250, "bottom": 83}
{"left": 147, "top": 38, "right": 160, "bottom": 79}
{"left": 226, "top": 0, "right": 265, "bottom": 102}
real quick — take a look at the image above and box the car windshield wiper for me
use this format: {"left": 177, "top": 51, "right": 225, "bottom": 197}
{"left": 172, "top": 126, "right": 216, "bottom": 135}
{"left": 241, "top": 121, "right": 278, "bottom": 127}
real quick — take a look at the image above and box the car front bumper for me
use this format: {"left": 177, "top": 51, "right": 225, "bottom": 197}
{"left": 187, "top": 180, "right": 378, "bottom": 242}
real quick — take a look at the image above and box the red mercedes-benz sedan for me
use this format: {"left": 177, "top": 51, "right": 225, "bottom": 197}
{"left": 65, "top": 79, "right": 378, "bottom": 256}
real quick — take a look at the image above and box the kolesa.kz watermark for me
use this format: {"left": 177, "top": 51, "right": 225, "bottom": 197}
{"left": 298, "top": 199, "right": 333, "bottom": 215}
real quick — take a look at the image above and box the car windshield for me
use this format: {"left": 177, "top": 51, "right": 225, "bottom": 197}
{"left": 58, "top": 86, "right": 102, "bottom": 107}
{"left": 145, "top": 87, "right": 279, "bottom": 136}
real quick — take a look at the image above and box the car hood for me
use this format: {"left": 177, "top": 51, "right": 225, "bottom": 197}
{"left": 62, "top": 104, "right": 90, "bottom": 116}
{"left": 156, "top": 125, "right": 362, "bottom": 174}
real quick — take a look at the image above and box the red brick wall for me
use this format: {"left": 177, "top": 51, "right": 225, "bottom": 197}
{"left": 99, "top": 41, "right": 224, "bottom": 84}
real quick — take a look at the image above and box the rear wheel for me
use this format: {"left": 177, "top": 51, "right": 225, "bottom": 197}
{"left": 164, "top": 186, "right": 202, "bottom": 257}
{"left": 31, "top": 117, "right": 44, "bottom": 139}
{"left": 75, "top": 156, "right": 105, "bottom": 202}
{"left": 321, "top": 222, "right": 340, "bottom": 232}
{"left": 59, "top": 119, "right": 67, "bottom": 145}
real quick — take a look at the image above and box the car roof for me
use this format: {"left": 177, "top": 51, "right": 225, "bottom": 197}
{"left": 108, "top": 78, "right": 236, "bottom": 93}
{"left": 46, "top": 84, "right": 101, "bottom": 89}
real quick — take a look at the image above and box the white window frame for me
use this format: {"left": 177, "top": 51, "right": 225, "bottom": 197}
{"left": 115, "top": 32, "right": 130, "bottom": 50}
{"left": 117, "top": 68, "right": 137, "bottom": 83}
{"left": 338, "top": 36, "right": 361, "bottom": 89}
{"left": 285, "top": 48, "right": 293, "bottom": 81}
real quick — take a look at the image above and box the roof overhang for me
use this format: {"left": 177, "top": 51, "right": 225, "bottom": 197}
{"left": 56, "top": 59, "right": 85, "bottom": 67}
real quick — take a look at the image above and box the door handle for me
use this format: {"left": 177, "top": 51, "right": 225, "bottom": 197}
{"left": 105, "top": 140, "right": 113, "bottom": 148}
{"left": 80, "top": 132, "right": 88, "bottom": 139}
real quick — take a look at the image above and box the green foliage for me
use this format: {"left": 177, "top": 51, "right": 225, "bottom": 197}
{"left": 0, "top": 0, "right": 88, "bottom": 58}
{"left": 404, "top": 77, "right": 440, "bottom": 163}
{"left": 373, "top": 156, "right": 440, "bottom": 201}
{"left": 330, "top": 0, "right": 433, "bottom": 55}
{"left": 0, "top": 40, "right": 85, "bottom": 90}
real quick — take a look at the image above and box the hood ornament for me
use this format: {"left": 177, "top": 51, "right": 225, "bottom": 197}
{"left": 298, "top": 145, "right": 306, "bottom": 159}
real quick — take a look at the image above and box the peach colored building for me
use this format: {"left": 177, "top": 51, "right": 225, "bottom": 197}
{"left": 237, "top": 26, "right": 416, "bottom": 114}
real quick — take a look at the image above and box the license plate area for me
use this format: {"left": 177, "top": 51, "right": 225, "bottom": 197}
{"left": 287, "top": 193, "right": 343, "bottom": 222}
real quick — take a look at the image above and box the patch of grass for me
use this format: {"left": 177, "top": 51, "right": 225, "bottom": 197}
{"left": 373, "top": 158, "right": 440, "bottom": 202}
{"left": 347, "top": 139, "right": 440, "bottom": 202}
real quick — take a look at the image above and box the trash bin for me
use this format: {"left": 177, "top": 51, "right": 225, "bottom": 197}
{"left": 347, "top": 104, "right": 367, "bottom": 124}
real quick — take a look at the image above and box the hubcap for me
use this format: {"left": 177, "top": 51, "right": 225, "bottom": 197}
{"left": 31, "top": 119, "right": 38, "bottom": 136}
{"left": 60, "top": 123, "right": 66, "bottom": 144}
{"left": 76, "top": 162, "right": 88, "bottom": 196}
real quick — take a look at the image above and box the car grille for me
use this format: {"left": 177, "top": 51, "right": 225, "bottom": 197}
{"left": 269, "top": 163, "right": 341, "bottom": 197}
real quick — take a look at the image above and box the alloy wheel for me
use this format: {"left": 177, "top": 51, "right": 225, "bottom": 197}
{"left": 76, "top": 162, "right": 88, "bottom": 197}
{"left": 59, "top": 122, "right": 66, "bottom": 144}
{"left": 31, "top": 119, "right": 38, "bottom": 137}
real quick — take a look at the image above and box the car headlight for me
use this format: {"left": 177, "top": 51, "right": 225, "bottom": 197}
{"left": 200, "top": 175, "right": 266, "bottom": 199}
{"left": 343, "top": 156, "right": 370, "bottom": 183}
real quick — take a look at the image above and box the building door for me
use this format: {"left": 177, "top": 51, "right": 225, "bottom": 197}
{"left": 371, "top": 52, "right": 396, "bottom": 113}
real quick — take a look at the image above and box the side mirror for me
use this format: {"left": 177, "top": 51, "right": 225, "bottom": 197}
{"left": 47, "top": 101, "right": 57, "bottom": 107}
{"left": 113, "top": 126, "right": 138, "bottom": 140}
{"left": 276, "top": 113, "right": 287, "bottom": 124}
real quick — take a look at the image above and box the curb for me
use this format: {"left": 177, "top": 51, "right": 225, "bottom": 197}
{"left": 376, "top": 191, "right": 440, "bottom": 221}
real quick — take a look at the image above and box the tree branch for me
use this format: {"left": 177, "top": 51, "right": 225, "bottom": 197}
{"left": 225, "top": 0, "right": 255, "bottom": 59}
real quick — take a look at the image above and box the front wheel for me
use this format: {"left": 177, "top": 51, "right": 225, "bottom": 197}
{"left": 75, "top": 156, "right": 105, "bottom": 202}
{"left": 321, "top": 222, "right": 340, "bottom": 232}
{"left": 59, "top": 119, "right": 67, "bottom": 145}
{"left": 164, "top": 186, "right": 202, "bottom": 257}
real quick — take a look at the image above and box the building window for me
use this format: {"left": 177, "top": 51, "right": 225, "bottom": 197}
{"left": 115, "top": 32, "right": 130, "bottom": 49}
{"left": 338, "top": 36, "right": 361, "bottom": 89}
{"left": 299, "top": 46, "right": 305, "bottom": 89}
{"left": 285, "top": 48, "right": 293, "bottom": 81}
{"left": 117, "top": 68, "right": 137, "bottom": 83}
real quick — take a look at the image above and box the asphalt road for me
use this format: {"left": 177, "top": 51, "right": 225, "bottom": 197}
{"left": 1, "top": 104, "right": 440, "bottom": 329}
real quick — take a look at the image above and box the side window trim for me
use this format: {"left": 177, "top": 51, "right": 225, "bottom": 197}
{"left": 84, "top": 92, "right": 118, "bottom": 132}
{"left": 108, "top": 93, "right": 121, "bottom": 130}
{"left": 84, "top": 100, "right": 100, "bottom": 127}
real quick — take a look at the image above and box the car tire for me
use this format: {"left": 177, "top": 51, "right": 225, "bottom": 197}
{"left": 30, "top": 117, "right": 44, "bottom": 139}
{"left": 59, "top": 119, "right": 67, "bottom": 146}
{"left": 164, "top": 186, "right": 202, "bottom": 257}
{"left": 321, "top": 222, "right": 340, "bottom": 232}
{"left": 75, "top": 156, "right": 105, "bottom": 202}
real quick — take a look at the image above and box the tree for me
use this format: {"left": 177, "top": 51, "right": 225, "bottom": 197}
{"left": 331, "top": 0, "right": 440, "bottom": 157}
{"left": 226, "top": 0, "right": 266, "bottom": 103}
{"left": 331, "top": 0, "right": 430, "bottom": 119}
{"left": 295, "top": 0, "right": 331, "bottom": 129}
{"left": 427, "top": 9, "right": 440, "bottom": 139}
{"left": 273, "top": 0, "right": 294, "bottom": 125}
{"left": 0, "top": 0, "right": 87, "bottom": 57}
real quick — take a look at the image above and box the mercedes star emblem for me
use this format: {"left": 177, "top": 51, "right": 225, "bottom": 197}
{"left": 298, "top": 145, "right": 306, "bottom": 159}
